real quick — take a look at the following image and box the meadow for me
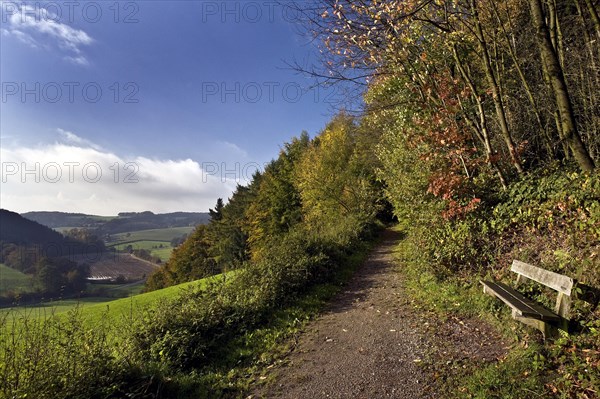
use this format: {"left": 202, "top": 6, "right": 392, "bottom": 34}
{"left": 105, "top": 226, "right": 196, "bottom": 263}
{"left": 0, "top": 273, "right": 226, "bottom": 329}
{"left": 107, "top": 227, "right": 195, "bottom": 244}
{"left": 0, "top": 264, "right": 34, "bottom": 295}
{"left": 111, "top": 240, "right": 174, "bottom": 261}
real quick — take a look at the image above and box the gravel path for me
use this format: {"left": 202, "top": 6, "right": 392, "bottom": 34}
{"left": 255, "top": 229, "right": 508, "bottom": 399}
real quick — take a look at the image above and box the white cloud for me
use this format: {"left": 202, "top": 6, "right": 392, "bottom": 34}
{"left": 64, "top": 55, "right": 89, "bottom": 66}
{"left": 218, "top": 141, "right": 249, "bottom": 158}
{"left": 2, "top": 28, "right": 40, "bottom": 48}
{"left": 0, "top": 138, "right": 243, "bottom": 215}
{"left": 57, "top": 128, "right": 102, "bottom": 150}
{"left": 3, "top": 4, "right": 93, "bottom": 65}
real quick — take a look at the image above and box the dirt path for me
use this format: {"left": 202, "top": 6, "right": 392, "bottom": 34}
{"left": 256, "top": 229, "right": 507, "bottom": 399}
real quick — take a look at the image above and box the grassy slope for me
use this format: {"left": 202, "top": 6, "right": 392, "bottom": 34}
{"left": 88, "top": 281, "right": 146, "bottom": 297}
{"left": 0, "top": 264, "right": 34, "bottom": 295}
{"left": 1, "top": 274, "right": 226, "bottom": 328}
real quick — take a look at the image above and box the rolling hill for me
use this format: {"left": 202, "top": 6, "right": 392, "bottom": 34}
{"left": 22, "top": 211, "right": 210, "bottom": 235}
{"left": 1, "top": 209, "right": 66, "bottom": 246}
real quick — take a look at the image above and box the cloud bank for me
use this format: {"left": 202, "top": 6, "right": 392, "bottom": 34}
{"left": 0, "top": 131, "right": 247, "bottom": 215}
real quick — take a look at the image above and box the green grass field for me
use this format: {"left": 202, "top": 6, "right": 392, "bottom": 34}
{"left": 107, "top": 227, "right": 195, "bottom": 245}
{"left": 1, "top": 273, "right": 229, "bottom": 328}
{"left": 87, "top": 280, "right": 146, "bottom": 297}
{"left": 0, "top": 264, "right": 34, "bottom": 295}
{"left": 105, "top": 227, "right": 194, "bottom": 263}
{"left": 110, "top": 240, "right": 174, "bottom": 261}
{"left": 150, "top": 246, "right": 174, "bottom": 261}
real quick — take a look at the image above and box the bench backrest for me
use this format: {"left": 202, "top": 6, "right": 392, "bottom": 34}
{"left": 511, "top": 260, "right": 574, "bottom": 295}
{"left": 511, "top": 260, "right": 574, "bottom": 318}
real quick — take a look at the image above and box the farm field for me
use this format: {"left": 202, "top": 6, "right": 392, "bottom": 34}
{"left": 0, "top": 264, "right": 34, "bottom": 295}
{"left": 104, "top": 227, "right": 195, "bottom": 264}
{"left": 71, "top": 252, "right": 159, "bottom": 281}
{"left": 106, "top": 226, "right": 195, "bottom": 244}
{"left": 151, "top": 246, "right": 174, "bottom": 261}
{"left": 54, "top": 226, "right": 77, "bottom": 233}
{"left": 111, "top": 240, "right": 174, "bottom": 262}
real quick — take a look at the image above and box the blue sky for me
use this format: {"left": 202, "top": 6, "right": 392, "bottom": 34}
{"left": 1, "top": 1, "right": 337, "bottom": 215}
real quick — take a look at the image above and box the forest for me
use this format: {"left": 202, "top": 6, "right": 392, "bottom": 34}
{"left": 1, "top": 1, "right": 598, "bottom": 398}
{"left": 0, "top": 210, "right": 99, "bottom": 298}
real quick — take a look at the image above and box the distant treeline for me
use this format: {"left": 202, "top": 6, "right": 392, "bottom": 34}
{"left": 0, "top": 210, "right": 100, "bottom": 298}
{"left": 22, "top": 211, "right": 210, "bottom": 234}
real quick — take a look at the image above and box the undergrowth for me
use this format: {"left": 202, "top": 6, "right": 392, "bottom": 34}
{"left": 157, "top": 239, "right": 376, "bottom": 398}
{"left": 0, "top": 222, "right": 381, "bottom": 399}
{"left": 394, "top": 167, "right": 599, "bottom": 398}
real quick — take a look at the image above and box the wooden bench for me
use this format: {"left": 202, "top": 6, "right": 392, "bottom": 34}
{"left": 480, "top": 260, "right": 574, "bottom": 339}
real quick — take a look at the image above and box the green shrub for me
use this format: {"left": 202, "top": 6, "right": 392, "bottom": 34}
{"left": 404, "top": 166, "right": 600, "bottom": 398}
{"left": 0, "top": 307, "right": 124, "bottom": 399}
{"left": 128, "top": 218, "right": 372, "bottom": 374}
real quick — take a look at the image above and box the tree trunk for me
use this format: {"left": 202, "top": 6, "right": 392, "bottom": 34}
{"left": 583, "top": 0, "right": 600, "bottom": 39}
{"left": 472, "top": 0, "right": 524, "bottom": 175}
{"left": 528, "top": 0, "right": 596, "bottom": 172}
{"left": 454, "top": 46, "right": 508, "bottom": 189}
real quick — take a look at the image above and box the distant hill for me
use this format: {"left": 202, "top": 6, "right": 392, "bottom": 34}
{"left": 0, "top": 209, "right": 66, "bottom": 246}
{"left": 22, "top": 211, "right": 210, "bottom": 234}
{"left": 0, "top": 209, "right": 102, "bottom": 258}
{"left": 20, "top": 211, "right": 112, "bottom": 229}
{"left": 0, "top": 209, "right": 92, "bottom": 297}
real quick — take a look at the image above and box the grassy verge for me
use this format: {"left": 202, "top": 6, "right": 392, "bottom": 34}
{"left": 392, "top": 224, "right": 549, "bottom": 398}
{"left": 153, "top": 233, "right": 379, "bottom": 398}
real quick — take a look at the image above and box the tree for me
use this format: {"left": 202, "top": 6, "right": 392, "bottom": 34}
{"left": 296, "top": 0, "right": 597, "bottom": 177}
{"left": 209, "top": 198, "right": 224, "bottom": 221}
{"left": 245, "top": 134, "right": 310, "bottom": 259}
{"left": 36, "top": 260, "right": 64, "bottom": 294}
{"left": 528, "top": 0, "right": 595, "bottom": 172}
{"left": 208, "top": 185, "right": 254, "bottom": 269}
{"left": 295, "top": 113, "right": 381, "bottom": 228}
{"left": 146, "top": 225, "right": 217, "bottom": 290}
{"left": 34, "top": 257, "right": 87, "bottom": 295}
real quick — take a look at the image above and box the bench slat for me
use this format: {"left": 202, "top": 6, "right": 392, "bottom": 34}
{"left": 511, "top": 260, "right": 573, "bottom": 295}
{"left": 480, "top": 280, "right": 561, "bottom": 322}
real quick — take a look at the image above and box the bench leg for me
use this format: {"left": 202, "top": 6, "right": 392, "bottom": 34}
{"left": 513, "top": 312, "right": 557, "bottom": 340}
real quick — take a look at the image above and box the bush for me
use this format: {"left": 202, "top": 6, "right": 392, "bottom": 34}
{"left": 128, "top": 217, "right": 371, "bottom": 373}
{"left": 409, "top": 165, "right": 600, "bottom": 398}
{"left": 0, "top": 307, "right": 125, "bottom": 399}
